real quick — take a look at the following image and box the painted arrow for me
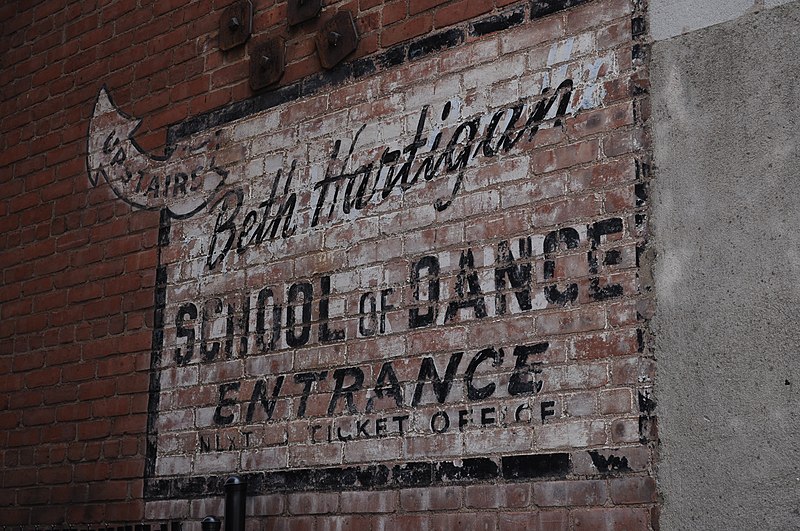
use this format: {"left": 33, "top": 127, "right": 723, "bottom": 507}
{"left": 86, "top": 86, "right": 228, "bottom": 219}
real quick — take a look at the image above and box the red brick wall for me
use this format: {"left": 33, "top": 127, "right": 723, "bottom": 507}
{"left": 1, "top": 0, "right": 655, "bottom": 528}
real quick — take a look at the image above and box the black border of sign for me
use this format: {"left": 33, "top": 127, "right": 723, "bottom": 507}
{"left": 144, "top": 210, "right": 171, "bottom": 481}
{"left": 145, "top": 454, "right": 577, "bottom": 499}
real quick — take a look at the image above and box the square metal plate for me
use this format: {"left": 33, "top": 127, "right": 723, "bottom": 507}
{"left": 250, "top": 37, "right": 286, "bottom": 91}
{"left": 315, "top": 11, "right": 359, "bottom": 69}
{"left": 219, "top": 0, "right": 253, "bottom": 51}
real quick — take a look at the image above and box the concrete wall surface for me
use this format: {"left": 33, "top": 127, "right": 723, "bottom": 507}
{"left": 649, "top": 0, "right": 796, "bottom": 39}
{"left": 651, "top": 2, "right": 800, "bottom": 528}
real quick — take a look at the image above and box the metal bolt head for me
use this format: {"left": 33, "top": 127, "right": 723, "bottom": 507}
{"left": 260, "top": 55, "right": 271, "bottom": 70}
{"left": 328, "top": 31, "right": 341, "bottom": 47}
{"left": 229, "top": 16, "right": 241, "bottom": 30}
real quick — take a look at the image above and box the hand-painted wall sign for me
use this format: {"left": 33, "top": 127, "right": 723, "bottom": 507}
{"left": 85, "top": 15, "right": 646, "bottom": 498}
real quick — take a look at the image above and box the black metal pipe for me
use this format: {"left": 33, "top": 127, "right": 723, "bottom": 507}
{"left": 224, "top": 476, "right": 247, "bottom": 531}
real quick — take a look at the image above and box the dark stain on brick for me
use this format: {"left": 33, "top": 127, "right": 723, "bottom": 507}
{"left": 409, "top": 29, "right": 464, "bottom": 60}
{"left": 636, "top": 160, "right": 651, "bottom": 180}
{"left": 352, "top": 56, "right": 377, "bottom": 78}
{"left": 246, "top": 472, "right": 267, "bottom": 494}
{"left": 436, "top": 457, "right": 498, "bottom": 482}
{"left": 639, "top": 415, "right": 656, "bottom": 443}
{"left": 603, "top": 249, "right": 621, "bottom": 266}
{"left": 379, "top": 45, "right": 407, "bottom": 68}
{"left": 631, "top": 16, "right": 646, "bottom": 37}
{"left": 635, "top": 183, "right": 648, "bottom": 206}
{"left": 145, "top": 478, "right": 171, "bottom": 498}
{"left": 588, "top": 450, "right": 630, "bottom": 473}
{"left": 145, "top": 452, "right": 594, "bottom": 499}
{"left": 357, "top": 465, "right": 391, "bottom": 488}
{"left": 632, "top": 43, "right": 648, "bottom": 62}
{"left": 172, "top": 475, "right": 213, "bottom": 497}
{"left": 531, "top": 0, "right": 591, "bottom": 19}
{"left": 501, "top": 453, "right": 570, "bottom": 479}
{"left": 470, "top": 7, "right": 525, "bottom": 37}
{"left": 284, "top": 469, "right": 314, "bottom": 491}
{"left": 301, "top": 64, "right": 354, "bottom": 97}
{"left": 638, "top": 390, "right": 656, "bottom": 414}
{"left": 393, "top": 462, "right": 434, "bottom": 487}
{"left": 167, "top": 84, "right": 301, "bottom": 144}
{"left": 315, "top": 467, "right": 359, "bottom": 490}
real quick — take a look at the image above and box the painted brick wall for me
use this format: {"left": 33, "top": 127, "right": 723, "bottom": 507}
{"left": 0, "top": 0, "right": 655, "bottom": 528}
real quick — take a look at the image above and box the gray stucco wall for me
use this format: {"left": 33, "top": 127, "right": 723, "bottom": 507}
{"left": 650, "top": 2, "right": 800, "bottom": 528}
{"left": 648, "top": 0, "right": 795, "bottom": 39}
